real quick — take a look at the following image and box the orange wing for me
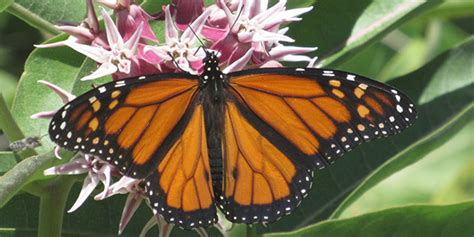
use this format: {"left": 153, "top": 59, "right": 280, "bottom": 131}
{"left": 228, "top": 69, "right": 416, "bottom": 169}
{"left": 215, "top": 101, "right": 313, "bottom": 224}
{"left": 145, "top": 105, "right": 216, "bottom": 229}
{"left": 48, "top": 75, "right": 200, "bottom": 178}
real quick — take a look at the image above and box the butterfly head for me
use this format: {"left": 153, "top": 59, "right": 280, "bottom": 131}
{"left": 200, "top": 51, "right": 223, "bottom": 86}
{"left": 202, "top": 51, "right": 220, "bottom": 68}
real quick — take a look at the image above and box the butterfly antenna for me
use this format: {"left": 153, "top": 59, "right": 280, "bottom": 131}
{"left": 193, "top": 45, "right": 203, "bottom": 56}
{"left": 187, "top": 24, "right": 209, "bottom": 55}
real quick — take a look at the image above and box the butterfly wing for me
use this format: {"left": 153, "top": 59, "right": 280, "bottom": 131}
{"left": 217, "top": 68, "right": 417, "bottom": 224}
{"left": 49, "top": 74, "right": 200, "bottom": 178}
{"left": 227, "top": 68, "right": 417, "bottom": 169}
{"left": 215, "top": 101, "right": 314, "bottom": 224}
{"left": 145, "top": 104, "right": 217, "bottom": 229}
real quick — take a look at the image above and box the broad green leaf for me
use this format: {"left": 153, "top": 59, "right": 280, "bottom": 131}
{"left": 0, "top": 0, "right": 13, "bottom": 12}
{"left": 289, "top": 0, "right": 442, "bottom": 67}
{"left": 10, "top": 34, "right": 101, "bottom": 154}
{"left": 433, "top": 159, "right": 474, "bottom": 204}
{"left": 0, "top": 151, "right": 56, "bottom": 207}
{"left": 259, "top": 38, "right": 474, "bottom": 233}
{"left": 6, "top": 1, "right": 86, "bottom": 34}
{"left": 0, "top": 70, "right": 17, "bottom": 108}
{"left": 340, "top": 121, "right": 474, "bottom": 217}
{"left": 0, "top": 152, "right": 16, "bottom": 173}
{"left": 265, "top": 201, "right": 474, "bottom": 237}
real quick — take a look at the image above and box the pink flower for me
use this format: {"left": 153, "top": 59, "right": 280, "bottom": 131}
{"left": 64, "top": 9, "right": 144, "bottom": 80}
{"left": 44, "top": 154, "right": 116, "bottom": 212}
{"left": 144, "top": 6, "right": 212, "bottom": 74}
{"left": 213, "top": 0, "right": 316, "bottom": 70}
{"left": 171, "top": 0, "right": 204, "bottom": 25}
{"left": 97, "top": 0, "right": 157, "bottom": 41}
{"left": 95, "top": 176, "right": 145, "bottom": 234}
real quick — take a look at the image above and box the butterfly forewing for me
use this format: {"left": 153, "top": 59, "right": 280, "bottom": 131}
{"left": 227, "top": 68, "right": 417, "bottom": 169}
{"left": 49, "top": 74, "right": 200, "bottom": 178}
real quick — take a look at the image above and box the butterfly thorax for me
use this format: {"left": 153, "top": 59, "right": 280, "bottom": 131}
{"left": 200, "top": 52, "right": 226, "bottom": 98}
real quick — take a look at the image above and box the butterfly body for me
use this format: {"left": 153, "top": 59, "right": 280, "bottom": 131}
{"left": 48, "top": 51, "right": 416, "bottom": 230}
{"left": 200, "top": 53, "right": 227, "bottom": 190}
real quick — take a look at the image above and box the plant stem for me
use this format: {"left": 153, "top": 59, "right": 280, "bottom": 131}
{"left": 6, "top": 3, "right": 60, "bottom": 35}
{"left": 38, "top": 176, "right": 75, "bottom": 237}
{"left": 0, "top": 95, "right": 37, "bottom": 159}
{"left": 0, "top": 152, "right": 55, "bottom": 208}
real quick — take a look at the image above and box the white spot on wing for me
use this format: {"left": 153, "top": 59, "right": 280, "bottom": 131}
{"left": 396, "top": 104, "right": 404, "bottom": 113}
{"left": 346, "top": 74, "right": 356, "bottom": 81}
{"left": 115, "top": 81, "right": 126, "bottom": 87}
{"left": 395, "top": 95, "right": 401, "bottom": 102}
{"left": 323, "top": 70, "right": 335, "bottom": 77}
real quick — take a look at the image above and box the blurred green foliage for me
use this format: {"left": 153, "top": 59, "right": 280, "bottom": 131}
{"left": 0, "top": 0, "right": 473, "bottom": 236}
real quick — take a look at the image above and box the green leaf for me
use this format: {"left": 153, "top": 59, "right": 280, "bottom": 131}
{"left": 6, "top": 0, "right": 86, "bottom": 34}
{"left": 289, "top": 0, "right": 442, "bottom": 67}
{"left": 10, "top": 34, "right": 106, "bottom": 154}
{"left": 0, "top": 152, "right": 56, "bottom": 207}
{"left": 0, "top": 152, "right": 16, "bottom": 173}
{"left": 424, "top": 0, "right": 474, "bottom": 19}
{"left": 433, "top": 158, "right": 474, "bottom": 204}
{"left": 0, "top": 0, "right": 13, "bottom": 12}
{"left": 264, "top": 201, "right": 474, "bottom": 237}
{"left": 0, "top": 70, "right": 17, "bottom": 108}
{"left": 259, "top": 37, "right": 474, "bottom": 233}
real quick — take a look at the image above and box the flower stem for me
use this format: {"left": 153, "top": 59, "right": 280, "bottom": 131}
{"left": 6, "top": 2, "right": 60, "bottom": 35}
{"left": 38, "top": 176, "right": 75, "bottom": 237}
{"left": 0, "top": 95, "right": 37, "bottom": 159}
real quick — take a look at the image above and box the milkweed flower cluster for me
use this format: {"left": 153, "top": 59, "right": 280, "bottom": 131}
{"left": 34, "top": 0, "right": 316, "bottom": 236}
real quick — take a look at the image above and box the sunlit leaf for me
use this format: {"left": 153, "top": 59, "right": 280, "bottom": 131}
{"left": 289, "top": 0, "right": 442, "bottom": 67}
{"left": 7, "top": 0, "right": 86, "bottom": 33}
{"left": 265, "top": 201, "right": 474, "bottom": 237}
{"left": 0, "top": 152, "right": 16, "bottom": 173}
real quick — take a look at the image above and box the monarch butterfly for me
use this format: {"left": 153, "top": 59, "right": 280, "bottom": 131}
{"left": 48, "top": 51, "right": 416, "bottom": 229}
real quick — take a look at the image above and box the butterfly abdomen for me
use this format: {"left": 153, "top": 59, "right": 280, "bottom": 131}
{"left": 201, "top": 75, "right": 227, "bottom": 192}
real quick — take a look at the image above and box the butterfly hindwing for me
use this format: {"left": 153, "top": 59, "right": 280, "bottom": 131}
{"left": 214, "top": 101, "right": 314, "bottom": 224}
{"left": 145, "top": 105, "right": 217, "bottom": 229}
{"left": 49, "top": 74, "right": 200, "bottom": 178}
{"left": 227, "top": 68, "right": 416, "bottom": 168}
